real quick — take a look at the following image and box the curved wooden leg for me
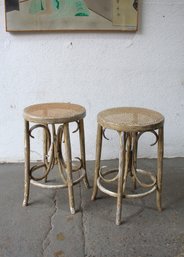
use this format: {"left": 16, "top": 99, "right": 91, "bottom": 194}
{"left": 156, "top": 127, "right": 164, "bottom": 211}
{"left": 64, "top": 123, "right": 75, "bottom": 214}
{"left": 116, "top": 132, "right": 129, "bottom": 225}
{"left": 79, "top": 119, "right": 89, "bottom": 188}
{"left": 91, "top": 124, "right": 103, "bottom": 201}
{"left": 43, "top": 124, "right": 49, "bottom": 183}
{"left": 23, "top": 120, "right": 30, "bottom": 207}
{"left": 132, "top": 132, "right": 138, "bottom": 190}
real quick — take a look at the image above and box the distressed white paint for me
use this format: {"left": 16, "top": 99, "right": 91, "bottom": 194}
{"left": 0, "top": 0, "right": 184, "bottom": 162}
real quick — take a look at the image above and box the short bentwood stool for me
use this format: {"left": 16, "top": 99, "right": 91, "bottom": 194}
{"left": 91, "top": 107, "right": 164, "bottom": 225}
{"left": 23, "top": 103, "right": 89, "bottom": 214}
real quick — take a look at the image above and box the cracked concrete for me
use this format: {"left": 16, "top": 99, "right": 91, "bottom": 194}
{"left": 43, "top": 180, "right": 84, "bottom": 257}
{"left": 43, "top": 190, "right": 57, "bottom": 256}
{"left": 0, "top": 159, "right": 184, "bottom": 257}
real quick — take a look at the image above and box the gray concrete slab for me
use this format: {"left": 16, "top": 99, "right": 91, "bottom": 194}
{"left": 0, "top": 159, "right": 184, "bottom": 257}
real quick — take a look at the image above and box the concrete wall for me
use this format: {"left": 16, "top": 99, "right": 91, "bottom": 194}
{"left": 0, "top": 0, "right": 184, "bottom": 162}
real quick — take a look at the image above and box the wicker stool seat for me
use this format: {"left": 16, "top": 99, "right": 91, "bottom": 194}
{"left": 91, "top": 107, "right": 164, "bottom": 225}
{"left": 23, "top": 102, "right": 89, "bottom": 214}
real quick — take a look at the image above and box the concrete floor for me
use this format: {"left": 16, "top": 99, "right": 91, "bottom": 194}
{"left": 0, "top": 158, "right": 184, "bottom": 257}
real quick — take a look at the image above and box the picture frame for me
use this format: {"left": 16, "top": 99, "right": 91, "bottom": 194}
{"left": 4, "top": 0, "right": 138, "bottom": 32}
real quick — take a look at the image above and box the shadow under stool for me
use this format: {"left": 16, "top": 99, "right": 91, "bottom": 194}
{"left": 91, "top": 107, "right": 164, "bottom": 225}
{"left": 22, "top": 102, "right": 89, "bottom": 214}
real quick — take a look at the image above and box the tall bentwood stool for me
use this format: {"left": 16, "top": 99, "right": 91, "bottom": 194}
{"left": 23, "top": 103, "right": 89, "bottom": 214}
{"left": 91, "top": 107, "right": 164, "bottom": 225}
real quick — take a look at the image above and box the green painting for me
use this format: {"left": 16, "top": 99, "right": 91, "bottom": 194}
{"left": 5, "top": 0, "right": 138, "bottom": 31}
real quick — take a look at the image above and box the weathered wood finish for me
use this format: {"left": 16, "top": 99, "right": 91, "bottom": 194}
{"left": 63, "top": 123, "right": 75, "bottom": 214}
{"left": 132, "top": 132, "right": 138, "bottom": 190}
{"left": 22, "top": 120, "right": 30, "bottom": 207}
{"left": 91, "top": 124, "right": 103, "bottom": 201}
{"left": 43, "top": 124, "right": 49, "bottom": 182}
{"left": 79, "top": 119, "right": 90, "bottom": 188}
{"left": 116, "top": 132, "right": 126, "bottom": 225}
{"left": 92, "top": 107, "right": 164, "bottom": 225}
{"left": 156, "top": 127, "right": 164, "bottom": 211}
{"left": 22, "top": 103, "right": 89, "bottom": 215}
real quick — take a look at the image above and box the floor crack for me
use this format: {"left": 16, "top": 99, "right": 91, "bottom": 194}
{"left": 42, "top": 189, "right": 58, "bottom": 257}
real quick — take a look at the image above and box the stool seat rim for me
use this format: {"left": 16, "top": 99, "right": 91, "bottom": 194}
{"left": 97, "top": 107, "right": 164, "bottom": 132}
{"left": 23, "top": 102, "right": 86, "bottom": 124}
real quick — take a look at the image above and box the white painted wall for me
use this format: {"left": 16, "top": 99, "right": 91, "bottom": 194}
{"left": 0, "top": 0, "right": 184, "bottom": 162}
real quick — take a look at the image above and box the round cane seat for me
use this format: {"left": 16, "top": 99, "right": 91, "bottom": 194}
{"left": 23, "top": 102, "right": 86, "bottom": 124}
{"left": 97, "top": 107, "right": 164, "bottom": 132}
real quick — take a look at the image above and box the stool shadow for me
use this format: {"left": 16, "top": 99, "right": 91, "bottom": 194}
{"left": 162, "top": 174, "right": 184, "bottom": 209}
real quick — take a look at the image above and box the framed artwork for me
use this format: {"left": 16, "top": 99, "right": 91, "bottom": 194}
{"left": 4, "top": 0, "right": 138, "bottom": 32}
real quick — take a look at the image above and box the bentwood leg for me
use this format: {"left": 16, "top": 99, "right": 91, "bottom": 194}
{"left": 23, "top": 120, "right": 30, "bottom": 207}
{"left": 64, "top": 123, "right": 75, "bottom": 214}
{"left": 132, "top": 132, "right": 138, "bottom": 190}
{"left": 43, "top": 124, "right": 49, "bottom": 182}
{"left": 116, "top": 132, "right": 126, "bottom": 225}
{"left": 79, "top": 119, "right": 89, "bottom": 188}
{"left": 91, "top": 124, "right": 103, "bottom": 201}
{"left": 123, "top": 134, "right": 131, "bottom": 193}
{"left": 156, "top": 127, "right": 164, "bottom": 211}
